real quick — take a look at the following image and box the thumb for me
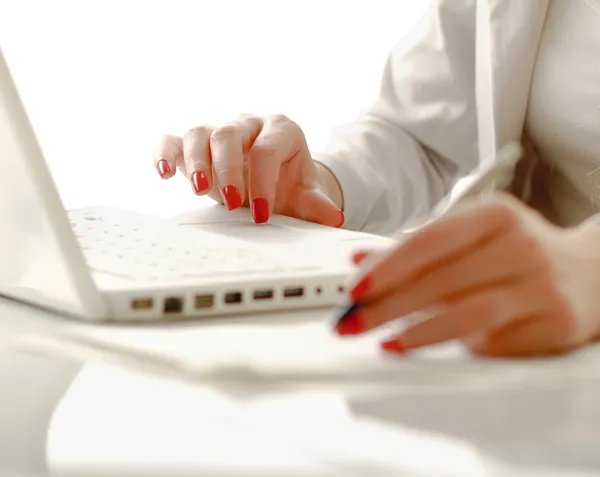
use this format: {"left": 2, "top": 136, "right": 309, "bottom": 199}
{"left": 466, "top": 317, "right": 568, "bottom": 358}
{"left": 295, "top": 187, "right": 345, "bottom": 228}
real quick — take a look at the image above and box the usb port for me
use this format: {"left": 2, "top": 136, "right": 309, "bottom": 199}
{"left": 195, "top": 294, "right": 214, "bottom": 309}
{"left": 253, "top": 289, "right": 274, "bottom": 301}
{"left": 224, "top": 291, "right": 243, "bottom": 304}
{"left": 131, "top": 298, "right": 153, "bottom": 310}
{"left": 283, "top": 286, "right": 304, "bottom": 298}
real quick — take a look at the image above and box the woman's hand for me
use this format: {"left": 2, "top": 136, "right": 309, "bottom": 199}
{"left": 153, "top": 114, "right": 344, "bottom": 227}
{"left": 336, "top": 193, "right": 600, "bottom": 357}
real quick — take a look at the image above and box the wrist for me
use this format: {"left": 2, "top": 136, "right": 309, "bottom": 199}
{"left": 571, "top": 221, "right": 600, "bottom": 249}
{"left": 314, "top": 160, "right": 344, "bottom": 210}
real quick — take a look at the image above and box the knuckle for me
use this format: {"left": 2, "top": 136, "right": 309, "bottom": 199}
{"left": 514, "top": 231, "right": 545, "bottom": 262}
{"left": 411, "top": 226, "right": 441, "bottom": 254}
{"left": 267, "top": 114, "right": 304, "bottom": 136}
{"left": 502, "top": 227, "right": 549, "bottom": 273}
{"left": 212, "top": 163, "right": 244, "bottom": 177}
{"left": 482, "top": 201, "right": 521, "bottom": 231}
{"left": 183, "top": 126, "right": 212, "bottom": 143}
{"left": 210, "top": 125, "right": 240, "bottom": 143}
{"left": 489, "top": 200, "right": 519, "bottom": 223}
{"left": 251, "top": 139, "right": 281, "bottom": 160}
{"left": 155, "top": 135, "right": 180, "bottom": 158}
{"left": 267, "top": 113, "right": 293, "bottom": 126}
{"left": 237, "top": 112, "right": 257, "bottom": 121}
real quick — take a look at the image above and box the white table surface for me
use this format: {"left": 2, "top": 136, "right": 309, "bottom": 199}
{"left": 3, "top": 293, "right": 600, "bottom": 477}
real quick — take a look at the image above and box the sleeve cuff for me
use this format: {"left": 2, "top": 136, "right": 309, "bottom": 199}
{"left": 580, "top": 213, "right": 600, "bottom": 229}
{"left": 312, "top": 151, "right": 374, "bottom": 231}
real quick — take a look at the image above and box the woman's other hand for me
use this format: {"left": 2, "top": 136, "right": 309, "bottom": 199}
{"left": 153, "top": 114, "right": 344, "bottom": 227}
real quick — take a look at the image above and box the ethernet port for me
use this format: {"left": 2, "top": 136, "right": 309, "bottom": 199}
{"left": 163, "top": 297, "right": 183, "bottom": 314}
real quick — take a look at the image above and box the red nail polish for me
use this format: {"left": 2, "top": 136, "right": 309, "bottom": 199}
{"left": 336, "top": 211, "right": 345, "bottom": 228}
{"left": 381, "top": 339, "right": 406, "bottom": 354}
{"left": 223, "top": 185, "right": 243, "bottom": 210}
{"left": 335, "top": 313, "right": 364, "bottom": 336}
{"left": 252, "top": 198, "right": 269, "bottom": 224}
{"left": 157, "top": 159, "right": 170, "bottom": 178}
{"left": 352, "top": 252, "right": 369, "bottom": 265}
{"left": 191, "top": 171, "right": 210, "bottom": 194}
{"left": 350, "top": 276, "right": 371, "bottom": 303}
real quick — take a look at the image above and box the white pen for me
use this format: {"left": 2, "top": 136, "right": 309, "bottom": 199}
{"left": 396, "top": 141, "right": 523, "bottom": 238}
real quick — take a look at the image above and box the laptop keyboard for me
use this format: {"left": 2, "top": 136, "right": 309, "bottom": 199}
{"left": 69, "top": 210, "right": 317, "bottom": 282}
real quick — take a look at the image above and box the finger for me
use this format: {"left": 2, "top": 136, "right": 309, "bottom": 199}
{"left": 352, "top": 251, "right": 371, "bottom": 265}
{"left": 183, "top": 126, "right": 214, "bottom": 195}
{"left": 153, "top": 135, "right": 182, "bottom": 179}
{"left": 351, "top": 246, "right": 394, "bottom": 266}
{"left": 467, "top": 316, "right": 575, "bottom": 358}
{"left": 293, "top": 187, "right": 345, "bottom": 227}
{"left": 347, "top": 198, "right": 520, "bottom": 303}
{"left": 359, "top": 228, "right": 547, "bottom": 323}
{"left": 210, "top": 116, "right": 263, "bottom": 211}
{"left": 378, "top": 279, "right": 546, "bottom": 350}
{"left": 247, "top": 115, "right": 306, "bottom": 224}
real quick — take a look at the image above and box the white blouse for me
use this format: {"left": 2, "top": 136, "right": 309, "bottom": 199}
{"left": 526, "top": 0, "right": 600, "bottom": 226}
{"left": 317, "top": 0, "right": 600, "bottom": 235}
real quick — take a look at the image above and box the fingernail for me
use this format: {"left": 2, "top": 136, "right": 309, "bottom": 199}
{"left": 380, "top": 339, "right": 406, "bottom": 354}
{"left": 191, "top": 171, "right": 210, "bottom": 194}
{"left": 336, "top": 211, "right": 345, "bottom": 228}
{"left": 157, "top": 159, "right": 170, "bottom": 178}
{"left": 223, "top": 185, "right": 243, "bottom": 210}
{"left": 350, "top": 276, "right": 371, "bottom": 303}
{"left": 335, "top": 309, "right": 364, "bottom": 336}
{"left": 252, "top": 198, "right": 269, "bottom": 224}
{"left": 352, "top": 252, "right": 369, "bottom": 265}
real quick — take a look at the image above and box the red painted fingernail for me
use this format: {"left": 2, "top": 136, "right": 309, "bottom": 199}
{"left": 191, "top": 171, "right": 210, "bottom": 194}
{"left": 350, "top": 276, "right": 371, "bottom": 303}
{"left": 252, "top": 198, "right": 269, "bottom": 224}
{"left": 157, "top": 159, "right": 170, "bottom": 178}
{"left": 381, "top": 339, "right": 406, "bottom": 354}
{"left": 352, "top": 252, "right": 369, "bottom": 265}
{"left": 335, "top": 313, "right": 364, "bottom": 336}
{"left": 223, "top": 185, "right": 243, "bottom": 210}
{"left": 336, "top": 211, "right": 345, "bottom": 228}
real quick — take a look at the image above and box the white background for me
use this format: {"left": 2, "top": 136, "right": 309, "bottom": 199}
{"left": 0, "top": 0, "right": 427, "bottom": 216}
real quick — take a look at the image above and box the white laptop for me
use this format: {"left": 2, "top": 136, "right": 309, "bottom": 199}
{"left": 0, "top": 48, "right": 395, "bottom": 323}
